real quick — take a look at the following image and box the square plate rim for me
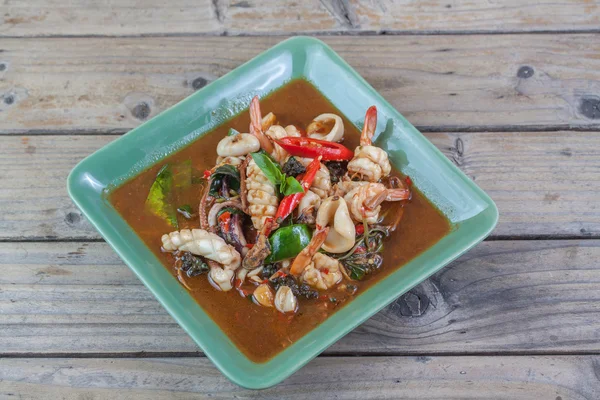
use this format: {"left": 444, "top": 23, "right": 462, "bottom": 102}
{"left": 67, "top": 36, "right": 499, "bottom": 389}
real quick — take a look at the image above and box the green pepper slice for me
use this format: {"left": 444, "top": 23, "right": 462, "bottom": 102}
{"left": 266, "top": 224, "right": 312, "bottom": 263}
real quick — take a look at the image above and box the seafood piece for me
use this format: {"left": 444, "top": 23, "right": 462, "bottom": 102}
{"left": 249, "top": 96, "right": 274, "bottom": 155}
{"left": 265, "top": 125, "right": 296, "bottom": 164}
{"left": 216, "top": 155, "right": 244, "bottom": 166}
{"left": 241, "top": 219, "right": 272, "bottom": 271}
{"left": 298, "top": 158, "right": 331, "bottom": 199}
{"left": 290, "top": 227, "right": 327, "bottom": 276}
{"left": 284, "top": 125, "right": 303, "bottom": 137}
{"left": 253, "top": 283, "right": 274, "bottom": 307}
{"left": 316, "top": 196, "right": 355, "bottom": 253}
{"left": 344, "top": 182, "right": 410, "bottom": 223}
{"left": 249, "top": 96, "right": 302, "bottom": 164}
{"left": 262, "top": 112, "right": 277, "bottom": 131}
{"left": 161, "top": 229, "right": 241, "bottom": 291}
{"left": 306, "top": 113, "right": 344, "bottom": 143}
{"left": 296, "top": 189, "right": 321, "bottom": 225}
{"left": 216, "top": 133, "right": 260, "bottom": 157}
{"left": 347, "top": 106, "right": 391, "bottom": 182}
{"left": 301, "top": 252, "right": 343, "bottom": 290}
{"left": 274, "top": 286, "right": 298, "bottom": 313}
{"left": 246, "top": 158, "right": 279, "bottom": 230}
{"left": 289, "top": 227, "right": 344, "bottom": 291}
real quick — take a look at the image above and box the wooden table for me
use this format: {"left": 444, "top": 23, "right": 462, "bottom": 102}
{"left": 1, "top": 1, "right": 600, "bottom": 398}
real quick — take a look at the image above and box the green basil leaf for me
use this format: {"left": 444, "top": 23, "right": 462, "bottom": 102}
{"left": 171, "top": 159, "right": 192, "bottom": 189}
{"left": 282, "top": 176, "right": 304, "bottom": 195}
{"left": 251, "top": 152, "right": 284, "bottom": 186}
{"left": 145, "top": 164, "right": 178, "bottom": 228}
{"left": 213, "top": 164, "right": 240, "bottom": 180}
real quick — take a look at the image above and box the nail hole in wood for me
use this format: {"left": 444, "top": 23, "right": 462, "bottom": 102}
{"left": 132, "top": 102, "right": 150, "bottom": 120}
{"left": 65, "top": 212, "right": 81, "bottom": 225}
{"left": 517, "top": 66, "right": 534, "bottom": 78}
{"left": 4, "top": 94, "right": 14, "bottom": 105}
{"left": 192, "top": 77, "right": 208, "bottom": 90}
{"left": 580, "top": 97, "right": 600, "bottom": 119}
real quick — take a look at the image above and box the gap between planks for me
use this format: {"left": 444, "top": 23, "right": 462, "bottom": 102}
{"left": 2, "top": 28, "right": 600, "bottom": 39}
{"left": 4, "top": 124, "right": 600, "bottom": 136}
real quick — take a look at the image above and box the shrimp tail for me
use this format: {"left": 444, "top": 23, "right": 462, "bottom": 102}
{"left": 360, "top": 105, "right": 378, "bottom": 146}
{"left": 250, "top": 96, "right": 274, "bottom": 154}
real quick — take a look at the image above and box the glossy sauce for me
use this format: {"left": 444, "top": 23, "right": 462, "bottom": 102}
{"left": 110, "top": 79, "right": 451, "bottom": 362}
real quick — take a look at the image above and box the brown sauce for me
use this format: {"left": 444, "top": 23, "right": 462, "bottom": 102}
{"left": 109, "top": 79, "right": 451, "bottom": 363}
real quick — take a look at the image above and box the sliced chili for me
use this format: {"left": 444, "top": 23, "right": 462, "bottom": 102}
{"left": 275, "top": 137, "right": 354, "bottom": 161}
{"left": 274, "top": 156, "right": 322, "bottom": 224}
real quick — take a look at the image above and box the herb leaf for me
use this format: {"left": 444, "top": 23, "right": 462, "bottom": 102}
{"left": 251, "top": 152, "right": 284, "bottom": 186}
{"left": 282, "top": 176, "right": 304, "bottom": 195}
{"left": 209, "top": 164, "right": 241, "bottom": 198}
{"left": 145, "top": 164, "right": 178, "bottom": 228}
{"left": 251, "top": 152, "right": 304, "bottom": 196}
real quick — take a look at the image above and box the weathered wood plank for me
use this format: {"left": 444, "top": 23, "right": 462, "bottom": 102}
{"left": 1, "top": 131, "right": 598, "bottom": 240}
{"left": 0, "top": 1, "right": 222, "bottom": 37}
{"left": 1, "top": 1, "right": 599, "bottom": 37}
{"left": 1, "top": 35, "right": 600, "bottom": 133}
{"left": 2, "top": 240, "right": 599, "bottom": 355}
{"left": 1, "top": 356, "right": 599, "bottom": 398}
{"left": 348, "top": 0, "right": 600, "bottom": 34}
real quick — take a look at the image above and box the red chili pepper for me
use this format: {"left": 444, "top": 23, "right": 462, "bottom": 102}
{"left": 275, "top": 137, "right": 354, "bottom": 161}
{"left": 245, "top": 243, "right": 254, "bottom": 249}
{"left": 355, "top": 224, "right": 364, "bottom": 236}
{"left": 322, "top": 268, "right": 329, "bottom": 275}
{"left": 274, "top": 156, "right": 322, "bottom": 224}
{"left": 218, "top": 211, "right": 231, "bottom": 233}
{"left": 405, "top": 176, "right": 412, "bottom": 186}
{"left": 203, "top": 169, "right": 212, "bottom": 179}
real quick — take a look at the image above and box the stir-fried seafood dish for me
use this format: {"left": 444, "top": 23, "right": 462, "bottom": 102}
{"left": 161, "top": 98, "right": 414, "bottom": 312}
{"left": 110, "top": 79, "right": 450, "bottom": 362}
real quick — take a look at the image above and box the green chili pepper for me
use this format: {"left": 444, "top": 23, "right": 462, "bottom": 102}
{"left": 266, "top": 224, "right": 312, "bottom": 263}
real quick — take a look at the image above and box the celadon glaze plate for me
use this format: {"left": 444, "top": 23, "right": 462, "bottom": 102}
{"left": 67, "top": 37, "right": 498, "bottom": 389}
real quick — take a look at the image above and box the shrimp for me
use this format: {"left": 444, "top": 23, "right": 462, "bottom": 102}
{"left": 347, "top": 106, "right": 392, "bottom": 182}
{"left": 161, "top": 229, "right": 241, "bottom": 291}
{"left": 289, "top": 227, "right": 343, "bottom": 290}
{"left": 315, "top": 196, "right": 355, "bottom": 253}
{"left": 297, "top": 158, "right": 331, "bottom": 199}
{"left": 296, "top": 189, "right": 321, "bottom": 225}
{"left": 249, "top": 96, "right": 275, "bottom": 155}
{"left": 306, "top": 113, "right": 344, "bottom": 142}
{"left": 301, "top": 252, "right": 343, "bottom": 290}
{"left": 246, "top": 157, "right": 279, "bottom": 230}
{"left": 344, "top": 182, "right": 410, "bottom": 223}
{"left": 250, "top": 96, "right": 302, "bottom": 164}
{"left": 265, "top": 124, "right": 300, "bottom": 164}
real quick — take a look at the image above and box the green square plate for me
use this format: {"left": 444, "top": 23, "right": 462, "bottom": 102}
{"left": 68, "top": 36, "right": 498, "bottom": 389}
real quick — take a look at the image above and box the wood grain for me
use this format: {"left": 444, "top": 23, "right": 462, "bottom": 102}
{"left": 1, "top": 130, "right": 598, "bottom": 241}
{"left": 1, "top": 356, "right": 599, "bottom": 399}
{"left": 0, "top": 0, "right": 221, "bottom": 37}
{"left": 1, "top": 1, "right": 599, "bottom": 37}
{"left": 1, "top": 35, "right": 600, "bottom": 133}
{"left": 2, "top": 240, "right": 600, "bottom": 355}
